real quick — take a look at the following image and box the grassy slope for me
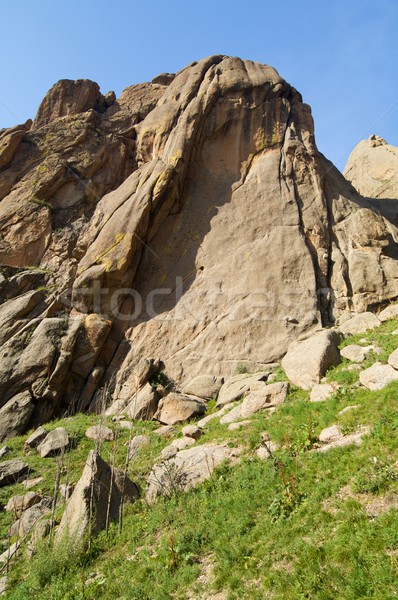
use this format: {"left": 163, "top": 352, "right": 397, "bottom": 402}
{"left": 2, "top": 320, "right": 398, "bottom": 599}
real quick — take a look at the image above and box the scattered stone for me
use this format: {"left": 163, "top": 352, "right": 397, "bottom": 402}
{"left": 9, "top": 499, "right": 51, "bottom": 537}
{"left": 240, "top": 382, "right": 289, "bottom": 418}
{"left": 146, "top": 443, "right": 241, "bottom": 504}
{"left": 216, "top": 371, "right": 271, "bottom": 407}
{"left": 256, "top": 441, "right": 278, "bottom": 459}
{"left": 118, "top": 420, "right": 133, "bottom": 430}
{"left": 37, "top": 427, "right": 69, "bottom": 457}
{"left": 316, "top": 426, "right": 370, "bottom": 453}
{"left": 338, "top": 405, "right": 359, "bottom": 416}
{"left": 24, "top": 426, "right": 48, "bottom": 452}
{"left": 228, "top": 420, "right": 252, "bottom": 431}
{"left": 160, "top": 446, "right": 178, "bottom": 460}
{"left": 219, "top": 404, "right": 244, "bottom": 425}
{"left": 0, "top": 447, "right": 10, "bottom": 459}
{"left": 56, "top": 451, "right": 139, "bottom": 544}
{"left": 181, "top": 424, "right": 203, "bottom": 440}
{"left": 85, "top": 424, "right": 114, "bottom": 442}
{"left": 153, "top": 424, "right": 175, "bottom": 437}
{"left": 281, "top": 330, "right": 342, "bottom": 389}
{"left": 341, "top": 344, "right": 376, "bottom": 363}
{"left": 379, "top": 304, "right": 398, "bottom": 322}
{"left": 182, "top": 375, "right": 224, "bottom": 400}
{"left": 310, "top": 383, "right": 337, "bottom": 403}
{"left": 197, "top": 403, "right": 238, "bottom": 428}
{"left": 128, "top": 434, "right": 150, "bottom": 459}
{"left": 5, "top": 492, "right": 42, "bottom": 515}
{"left": 0, "top": 391, "right": 34, "bottom": 443}
{"left": 387, "top": 348, "right": 398, "bottom": 370}
{"left": 0, "top": 459, "right": 29, "bottom": 487}
{"left": 319, "top": 424, "right": 341, "bottom": 444}
{"left": 339, "top": 312, "right": 381, "bottom": 336}
{"left": 22, "top": 476, "right": 43, "bottom": 489}
{"left": 170, "top": 437, "right": 196, "bottom": 451}
{"left": 0, "top": 543, "right": 19, "bottom": 566}
{"left": 154, "top": 393, "right": 206, "bottom": 425}
{"left": 359, "top": 363, "right": 398, "bottom": 390}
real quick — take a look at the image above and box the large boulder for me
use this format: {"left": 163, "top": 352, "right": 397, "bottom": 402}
{"left": 154, "top": 393, "right": 206, "bottom": 425}
{"left": 0, "top": 391, "right": 34, "bottom": 442}
{"left": 0, "top": 459, "right": 29, "bottom": 487}
{"left": 56, "top": 451, "right": 139, "bottom": 544}
{"left": 146, "top": 443, "right": 241, "bottom": 504}
{"left": 216, "top": 372, "right": 272, "bottom": 408}
{"left": 281, "top": 330, "right": 342, "bottom": 389}
{"left": 182, "top": 375, "right": 224, "bottom": 400}
{"left": 359, "top": 363, "right": 398, "bottom": 391}
{"left": 37, "top": 427, "right": 69, "bottom": 458}
{"left": 339, "top": 313, "right": 381, "bottom": 336}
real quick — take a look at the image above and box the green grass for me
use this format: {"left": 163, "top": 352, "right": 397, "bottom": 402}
{"left": 2, "top": 318, "right": 398, "bottom": 599}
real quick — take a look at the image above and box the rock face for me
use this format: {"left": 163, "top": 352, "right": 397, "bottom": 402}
{"left": 2, "top": 56, "right": 398, "bottom": 432}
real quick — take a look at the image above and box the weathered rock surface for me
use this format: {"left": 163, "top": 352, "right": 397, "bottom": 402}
{"left": 154, "top": 393, "right": 206, "bottom": 425}
{"left": 344, "top": 135, "right": 398, "bottom": 201}
{"left": 282, "top": 330, "right": 342, "bottom": 389}
{"left": 341, "top": 344, "right": 376, "bottom": 363}
{"left": 2, "top": 58, "right": 398, "bottom": 430}
{"left": 24, "top": 426, "right": 48, "bottom": 452}
{"left": 387, "top": 348, "right": 398, "bottom": 370}
{"left": 310, "top": 383, "right": 337, "bottom": 403}
{"left": 85, "top": 424, "right": 114, "bottom": 442}
{"left": 359, "top": 363, "right": 398, "bottom": 390}
{"left": 5, "top": 492, "right": 43, "bottom": 515}
{"left": 216, "top": 372, "right": 272, "bottom": 408}
{"left": 9, "top": 499, "right": 51, "bottom": 537}
{"left": 182, "top": 376, "right": 224, "bottom": 400}
{"left": 339, "top": 313, "right": 381, "bottom": 336}
{"left": 0, "top": 459, "right": 29, "bottom": 487}
{"left": 128, "top": 434, "right": 150, "bottom": 459}
{"left": 379, "top": 304, "right": 398, "bottom": 322}
{"left": 146, "top": 443, "right": 241, "bottom": 504}
{"left": 0, "top": 391, "right": 34, "bottom": 442}
{"left": 37, "top": 427, "right": 69, "bottom": 457}
{"left": 56, "top": 451, "right": 139, "bottom": 543}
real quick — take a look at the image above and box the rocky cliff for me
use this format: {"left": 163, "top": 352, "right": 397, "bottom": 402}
{"left": 1, "top": 55, "right": 398, "bottom": 434}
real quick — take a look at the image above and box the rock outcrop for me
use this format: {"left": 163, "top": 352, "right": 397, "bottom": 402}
{"left": 1, "top": 56, "right": 398, "bottom": 435}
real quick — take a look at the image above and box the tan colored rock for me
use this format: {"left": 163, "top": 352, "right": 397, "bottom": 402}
{"left": 310, "top": 383, "right": 337, "bottom": 403}
{"left": 56, "top": 451, "right": 139, "bottom": 544}
{"left": 216, "top": 372, "right": 271, "bottom": 408}
{"left": 344, "top": 135, "right": 398, "bottom": 200}
{"left": 317, "top": 426, "right": 370, "bottom": 453}
{"left": 154, "top": 393, "right": 206, "bottom": 425}
{"left": 359, "top": 362, "right": 398, "bottom": 390}
{"left": 9, "top": 499, "right": 51, "bottom": 537}
{"left": 181, "top": 424, "right": 203, "bottom": 440}
{"left": 125, "top": 383, "right": 159, "bottom": 421}
{"left": 0, "top": 459, "right": 29, "bottom": 487}
{"left": 22, "top": 476, "right": 44, "bottom": 489}
{"left": 338, "top": 405, "right": 359, "bottom": 416}
{"left": 339, "top": 313, "right": 381, "bottom": 336}
{"left": 0, "top": 391, "right": 34, "bottom": 443}
{"left": 182, "top": 376, "right": 224, "bottom": 400}
{"left": 256, "top": 442, "right": 278, "bottom": 459}
{"left": 170, "top": 437, "right": 196, "bottom": 450}
{"left": 153, "top": 424, "right": 175, "bottom": 437}
{"left": 146, "top": 443, "right": 241, "bottom": 504}
{"left": 282, "top": 330, "right": 342, "bottom": 389}
{"left": 379, "top": 304, "right": 398, "bottom": 322}
{"left": 5, "top": 492, "right": 42, "bottom": 516}
{"left": 85, "top": 425, "right": 114, "bottom": 442}
{"left": 24, "top": 426, "right": 48, "bottom": 452}
{"left": 240, "top": 382, "right": 288, "bottom": 417}
{"left": 387, "top": 348, "right": 398, "bottom": 370}
{"left": 340, "top": 344, "right": 375, "bottom": 363}
{"left": 319, "top": 424, "right": 341, "bottom": 444}
{"left": 37, "top": 427, "right": 69, "bottom": 458}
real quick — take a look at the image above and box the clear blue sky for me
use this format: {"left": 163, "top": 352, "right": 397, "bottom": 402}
{"left": 0, "top": 0, "right": 396, "bottom": 170}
